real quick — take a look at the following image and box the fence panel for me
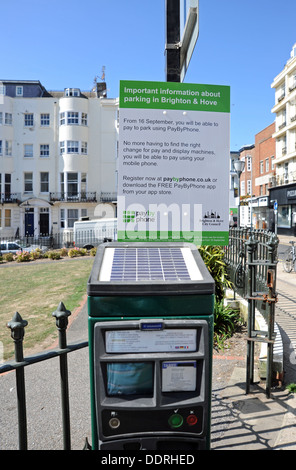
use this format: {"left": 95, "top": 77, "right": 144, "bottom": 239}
{"left": 0, "top": 302, "right": 88, "bottom": 450}
{"left": 224, "top": 227, "right": 279, "bottom": 397}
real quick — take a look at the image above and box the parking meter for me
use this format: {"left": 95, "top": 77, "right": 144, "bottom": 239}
{"left": 87, "top": 242, "right": 215, "bottom": 450}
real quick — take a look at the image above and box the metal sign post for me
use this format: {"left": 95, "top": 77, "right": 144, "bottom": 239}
{"left": 165, "top": 0, "right": 199, "bottom": 82}
{"left": 273, "top": 201, "right": 278, "bottom": 236}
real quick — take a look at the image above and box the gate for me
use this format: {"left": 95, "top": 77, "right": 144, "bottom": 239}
{"left": 224, "top": 228, "right": 279, "bottom": 397}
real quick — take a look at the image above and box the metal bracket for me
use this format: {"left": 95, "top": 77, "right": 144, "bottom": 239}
{"left": 165, "top": 42, "right": 182, "bottom": 50}
{"left": 246, "top": 330, "right": 276, "bottom": 344}
{"left": 246, "top": 293, "right": 278, "bottom": 304}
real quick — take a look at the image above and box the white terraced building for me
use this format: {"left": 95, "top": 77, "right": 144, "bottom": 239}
{"left": 0, "top": 80, "right": 118, "bottom": 239}
{"left": 270, "top": 44, "right": 296, "bottom": 235}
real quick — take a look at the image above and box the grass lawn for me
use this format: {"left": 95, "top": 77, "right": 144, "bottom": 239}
{"left": 0, "top": 257, "right": 94, "bottom": 360}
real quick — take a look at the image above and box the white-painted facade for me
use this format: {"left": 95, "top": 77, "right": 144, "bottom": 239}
{"left": 271, "top": 44, "right": 296, "bottom": 183}
{"left": 0, "top": 81, "right": 118, "bottom": 238}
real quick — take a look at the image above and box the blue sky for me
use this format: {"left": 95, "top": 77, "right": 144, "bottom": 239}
{"left": 2, "top": 0, "right": 296, "bottom": 150}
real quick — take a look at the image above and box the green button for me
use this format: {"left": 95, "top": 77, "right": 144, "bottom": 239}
{"left": 168, "top": 413, "right": 183, "bottom": 429}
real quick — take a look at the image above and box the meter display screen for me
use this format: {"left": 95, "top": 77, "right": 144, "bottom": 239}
{"left": 106, "top": 362, "right": 153, "bottom": 396}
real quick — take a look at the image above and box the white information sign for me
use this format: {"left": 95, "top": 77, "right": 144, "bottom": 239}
{"left": 118, "top": 80, "right": 230, "bottom": 246}
{"left": 106, "top": 329, "right": 197, "bottom": 353}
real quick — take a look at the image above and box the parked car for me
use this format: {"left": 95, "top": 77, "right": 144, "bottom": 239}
{"left": 0, "top": 241, "right": 25, "bottom": 254}
{"left": 0, "top": 241, "right": 47, "bottom": 255}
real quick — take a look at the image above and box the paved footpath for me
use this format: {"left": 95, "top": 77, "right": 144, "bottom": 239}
{"left": 211, "top": 233, "right": 296, "bottom": 450}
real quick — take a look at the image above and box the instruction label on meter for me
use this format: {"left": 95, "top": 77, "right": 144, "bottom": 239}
{"left": 106, "top": 329, "right": 196, "bottom": 353}
{"left": 162, "top": 361, "right": 197, "bottom": 392}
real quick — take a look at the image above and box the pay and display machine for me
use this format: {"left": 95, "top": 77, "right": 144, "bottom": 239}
{"left": 87, "top": 242, "right": 215, "bottom": 450}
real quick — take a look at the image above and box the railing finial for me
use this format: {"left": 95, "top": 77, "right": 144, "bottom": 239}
{"left": 7, "top": 312, "right": 28, "bottom": 343}
{"left": 52, "top": 302, "right": 71, "bottom": 330}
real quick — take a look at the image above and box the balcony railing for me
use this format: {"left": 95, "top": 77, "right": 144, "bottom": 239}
{"left": 100, "top": 191, "right": 117, "bottom": 202}
{"left": 49, "top": 192, "right": 97, "bottom": 203}
{"left": 0, "top": 193, "right": 21, "bottom": 204}
{"left": 269, "top": 170, "right": 296, "bottom": 187}
{"left": 278, "top": 122, "right": 286, "bottom": 130}
{"left": 1, "top": 192, "right": 116, "bottom": 204}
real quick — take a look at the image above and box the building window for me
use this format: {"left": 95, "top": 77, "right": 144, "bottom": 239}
{"left": 64, "top": 88, "right": 80, "bottom": 97}
{"left": 40, "top": 172, "right": 49, "bottom": 193}
{"left": 16, "top": 86, "right": 23, "bottom": 96}
{"left": 271, "top": 156, "right": 275, "bottom": 170}
{"left": 67, "top": 141, "right": 79, "bottom": 153}
{"left": 60, "top": 140, "right": 88, "bottom": 155}
{"left": 81, "top": 173, "right": 87, "bottom": 194}
{"left": 284, "top": 162, "right": 289, "bottom": 183}
{"left": 241, "top": 181, "right": 245, "bottom": 196}
{"left": 247, "top": 206, "right": 251, "bottom": 225}
{"left": 247, "top": 156, "right": 252, "bottom": 172}
{"left": 0, "top": 85, "right": 6, "bottom": 95}
{"left": 260, "top": 161, "right": 264, "bottom": 174}
{"left": 60, "top": 208, "right": 79, "bottom": 229}
{"left": 81, "top": 142, "right": 88, "bottom": 154}
{"left": 24, "top": 113, "right": 34, "bottom": 127}
{"left": 68, "top": 209, "right": 79, "bottom": 228}
{"left": 40, "top": 144, "right": 49, "bottom": 157}
{"left": 60, "top": 111, "right": 88, "bottom": 126}
{"left": 59, "top": 112, "right": 65, "bottom": 126}
{"left": 60, "top": 141, "right": 65, "bottom": 155}
{"left": 60, "top": 209, "right": 65, "bottom": 228}
{"left": 41, "top": 113, "right": 50, "bottom": 126}
{"left": 265, "top": 158, "right": 269, "bottom": 172}
{"left": 0, "top": 140, "right": 2, "bottom": 155}
{"left": 247, "top": 180, "right": 251, "bottom": 194}
{"left": 5, "top": 113, "right": 12, "bottom": 125}
{"left": 81, "top": 113, "right": 88, "bottom": 125}
{"left": 24, "top": 172, "right": 33, "bottom": 193}
{"left": 4, "top": 174, "right": 11, "bottom": 196}
{"left": 24, "top": 144, "right": 33, "bottom": 158}
{"left": 4, "top": 209, "right": 11, "bottom": 227}
{"left": 67, "top": 112, "right": 79, "bottom": 125}
{"left": 67, "top": 173, "right": 78, "bottom": 196}
{"left": 5, "top": 141, "right": 12, "bottom": 156}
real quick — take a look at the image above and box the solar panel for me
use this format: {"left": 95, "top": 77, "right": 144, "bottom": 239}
{"left": 99, "top": 246, "right": 203, "bottom": 282}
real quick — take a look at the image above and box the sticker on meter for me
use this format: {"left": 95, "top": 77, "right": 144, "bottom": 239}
{"left": 162, "top": 361, "right": 197, "bottom": 392}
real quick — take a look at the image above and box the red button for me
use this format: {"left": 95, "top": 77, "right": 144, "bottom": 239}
{"left": 186, "top": 414, "right": 198, "bottom": 426}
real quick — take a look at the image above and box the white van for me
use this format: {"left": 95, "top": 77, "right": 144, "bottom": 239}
{"left": 74, "top": 218, "right": 117, "bottom": 249}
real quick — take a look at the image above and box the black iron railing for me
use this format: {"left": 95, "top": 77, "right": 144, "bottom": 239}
{"left": 49, "top": 192, "right": 97, "bottom": 202}
{"left": 0, "top": 302, "right": 88, "bottom": 450}
{"left": 0, "top": 193, "right": 21, "bottom": 204}
{"left": 224, "top": 227, "right": 279, "bottom": 397}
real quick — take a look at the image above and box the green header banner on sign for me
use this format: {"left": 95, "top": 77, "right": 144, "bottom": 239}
{"left": 120, "top": 80, "right": 230, "bottom": 113}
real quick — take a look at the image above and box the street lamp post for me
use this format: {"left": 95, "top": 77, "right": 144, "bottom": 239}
{"left": 234, "top": 159, "right": 245, "bottom": 228}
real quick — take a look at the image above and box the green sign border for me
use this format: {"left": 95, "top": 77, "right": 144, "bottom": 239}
{"left": 119, "top": 80, "right": 230, "bottom": 113}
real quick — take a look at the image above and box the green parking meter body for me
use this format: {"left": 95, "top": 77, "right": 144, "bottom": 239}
{"left": 87, "top": 242, "right": 214, "bottom": 451}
